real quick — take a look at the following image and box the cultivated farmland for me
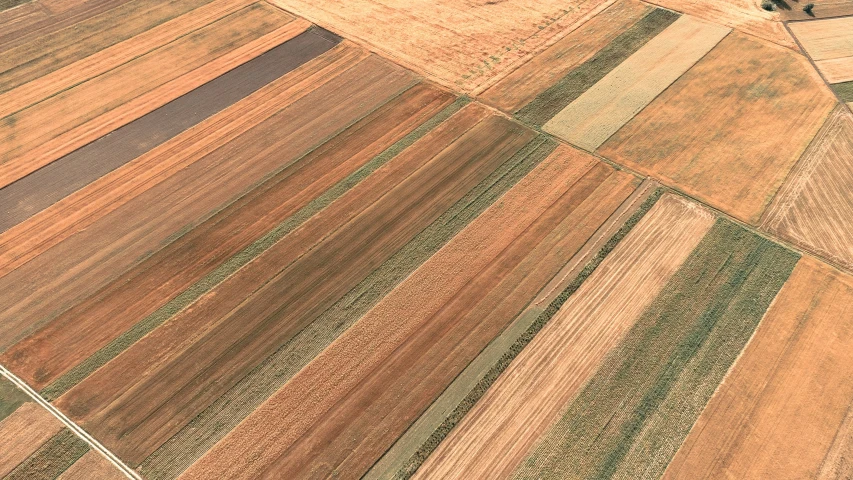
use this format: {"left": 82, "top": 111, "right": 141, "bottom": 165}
{"left": 2, "top": 0, "right": 853, "bottom": 478}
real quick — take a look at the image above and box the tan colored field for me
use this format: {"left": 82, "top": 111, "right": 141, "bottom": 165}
{"left": 543, "top": 15, "right": 729, "bottom": 151}
{"left": 763, "top": 106, "right": 853, "bottom": 271}
{"left": 57, "top": 451, "right": 124, "bottom": 480}
{"left": 269, "top": 0, "right": 616, "bottom": 93}
{"left": 0, "top": 3, "right": 305, "bottom": 189}
{"left": 663, "top": 256, "right": 853, "bottom": 480}
{"left": 642, "top": 0, "right": 794, "bottom": 49}
{"left": 0, "top": 402, "right": 63, "bottom": 476}
{"left": 479, "top": 0, "right": 650, "bottom": 113}
{"left": 599, "top": 32, "right": 836, "bottom": 224}
{"left": 782, "top": 0, "right": 853, "bottom": 20}
{"left": 180, "top": 146, "right": 636, "bottom": 479}
{"left": 412, "top": 195, "right": 715, "bottom": 479}
{"left": 790, "top": 17, "right": 853, "bottom": 84}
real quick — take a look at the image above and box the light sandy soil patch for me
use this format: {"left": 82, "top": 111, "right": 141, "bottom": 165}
{"left": 790, "top": 16, "right": 853, "bottom": 83}
{"left": 762, "top": 105, "right": 853, "bottom": 271}
{"left": 0, "top": 402, "right": 63, "bottom": 476}
{"left": 413, "top": 195, "right": 714, "bottom": 479}
{"left": 479, "top": 0, "right": 650, "bottom": 113}
{"left": 643, "top": 0, "right": 794, "bottom": 49}
{"left": 663, "top": 256, "right": 853, "bottom": 480}
{"left": 599, "top": 31, "right": 836, "bottom": 224}
{"left": 269, "top": 0, "right": 615, "bottom": 93}
{"left": 543, "top": 15, "right": 729, "bottom": 151}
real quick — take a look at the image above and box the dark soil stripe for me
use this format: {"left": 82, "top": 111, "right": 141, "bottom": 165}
{"left": 515, "top": 8, "right": 679, "bottom": 127}
{"left": 0, "top": 25, "right": 336, "bottom": 234}
{"left": 40, "top": 96, "right": 469, "bottom": 402}
{"left": 394, "top": 188, "right": 664, "bottom": 479}
{"left": 512, "top": 219, "right": 799, "bottom": 480}
{"left": 4, "top": 429, "right": 89, "bottom": 480}
{"left": 0, "top": 375, "right": 28, "bottom": 422}
{"left": 833, "top": 80, "right": 853, "bottom": 102}
{"left": 138, "top": 133, "right": 556, "bottom": 480}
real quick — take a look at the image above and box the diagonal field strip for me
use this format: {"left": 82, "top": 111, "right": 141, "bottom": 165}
{"left": 543, "top": 15, "right": 730, "bottom": 151}
{"left": 0, "top": 365, "right": 139, "bottom": 480}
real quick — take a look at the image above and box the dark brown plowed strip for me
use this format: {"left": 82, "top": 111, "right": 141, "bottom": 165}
{"left": 0, "top": 26, "right": 334, "bottom": 234}
{"left": 59, "top": 112, "right": 534, "bottom": 464}
{"left": 3, "top": 83, "right": 452, "bottom": 393}
{"left": 515, "top": 8, "right": 679, "bottom": 127}
{"left": 833, "top": 80, "right": 853, "bottom": 102}
{"left": 4, "top": 429, "right": 89, "bottom": 480}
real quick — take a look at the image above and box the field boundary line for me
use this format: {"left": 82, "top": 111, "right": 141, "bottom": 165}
{"left": 0, "top": 364, "right": 140, "bottom": 480}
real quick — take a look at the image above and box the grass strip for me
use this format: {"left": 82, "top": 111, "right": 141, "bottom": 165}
{"left": 0, "top": 375, "right": 29, "bottom": 422}
{"left": 392, "top": 188, "right": 664, "bottom": 479}
{"left": 138, "top": 133, "right": 558, "bottom": 479}
{"left": 39, "top": 94, "right": 469, "bottom": 402}
{"left": 5, "top": 428, "right": 89, "bottom": 480}
{"left": 832, "top": 81, "right": 853, "bottom": 103}
{"left": 515, "top": 8, "right": 679, "bottom": 127}
{"left": 512, "top": 219, "right": 799, "bottom": 480}
{"left": 0, "top": 0, "right": 29, "bottom": 12}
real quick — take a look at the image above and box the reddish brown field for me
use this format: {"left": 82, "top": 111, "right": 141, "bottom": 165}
{"left": 479, "top": 0, "right": 651, "bottom": 113}
{"left": 415, "top": 195, "right": 714, "bottom": 479}
{"left": 55, "top": 105, "right": 535, "bottom": 464}
{"left": 0, "top": 51, "right": 413, "bottom": 350}
{"left": 663, "top": 256, "right": 853, "bottom": 480}
{"left": 1, "top": 82, "right": 452, "bottom": 391}
{"left": 56, "top": 451, "right": 124, "bottom": 480}
{"left": 598, "top": 32, "right": 836, "bottom": 224}
{"left": 0, "top": 402, "right": 63, "bottom": 476}
{"left": 269, "top": 0, "right": 615, "bottom": 93}
{"left": 179, "top": 145, "right": 639, "bottom": 479}
{"left": 762, "top": 106, "right": 853, "bottom": 271}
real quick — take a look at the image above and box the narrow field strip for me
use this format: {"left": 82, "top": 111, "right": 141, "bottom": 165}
{"left": 511, "top": 219, "right": 798, "bottom": 480}
{"left": 0, "top": 0, "right": 254, "bottom": 117}
{"left": 179, "top": 145, "right": 637, "bottom": 479}
{"left": 0, "top": 40, "right": 366, "bottom": 279}
{"left": 0, "top": 26, "right": 336, "bottom": 234}
{"left": 662, "top": 257, "right": 853, "bottom": 479}
{"left": 0, "top": 52, "right": 413, "bottom": 352}
{"left": 365, "top": 180, "right": 658, "bottom": 480}
{"left": 0, "top": 6, "right": 306, "bottom": 189}
{"left": 514, "top": 8, "right": 679, "bottom": 127}
{"left": 4, "top": 428, "right": 89, "bottom": 480}
{"left": 55, "top": 105, "right": 528, "bottom": 464}
{"left": 139, "top": 106, "right": 547, "bottom": 480}
{"left": 543, "top": 15, "right": 730, "bottom": 151}
{"left": 479, "top": 0, "right": 652, "bottom": 114}
{"left": 0, "top": 0, "right": 219, "bottom": 94}
{"left": 0, "top": 0, "right": 128, "bottom": 51}
{"left": 412, "top": 194, "right": 709, "bottom": 479}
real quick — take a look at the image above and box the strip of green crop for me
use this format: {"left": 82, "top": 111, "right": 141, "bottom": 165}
{"left": 515, "top": 8, "right": 679, "bottom": 128}
{"left": 5, "top": 429, "right": 89, "bottom": 480}
{"left": 390, "top": 188, "right": 664, "bottom": 480}
{"left": 138, "top": 132, "right": 559, "bottom": 479}
{"left": 511, "top": 218, "right": 799, "bottom": 480}
{"left": 39, "top": 94, "right": 469, "bottom": 402}
{"left": 832, "top": 81, "right": 853, "bottom": 103}
{"left": 0, "top": 375, "right": 29, "bottom": 422}
{"left": 0, "top": 0, "right": 30, "bottom": 12}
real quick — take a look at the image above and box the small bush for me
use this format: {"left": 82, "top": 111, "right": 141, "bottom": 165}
{"left": 761, "top": 0, "right": 774, "bottom": 10}
{"left": 803, "top": 3, "right": 815, "bottom": 14}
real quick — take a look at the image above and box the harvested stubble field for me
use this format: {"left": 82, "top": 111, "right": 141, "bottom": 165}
{"left": 790, "top": 16, "right": 853, "bottom": 84}
{"left": 3, "top": 0, "right": 853, "bottom": 478}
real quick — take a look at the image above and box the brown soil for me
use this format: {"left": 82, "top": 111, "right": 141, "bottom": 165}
{"left": 598, "top": 32, "right": 836, "bottom": 224}
{"left": 0, "top": 402, "right": 63, "bottom": 476}
{"left": 179, "top": 146, "right": 637, "bottom": 479}
{"left": 663, "top": 256, "right": 853, "bottom": 479}
{"left": 56, "top": 451, "right": 125, "bottom": 480}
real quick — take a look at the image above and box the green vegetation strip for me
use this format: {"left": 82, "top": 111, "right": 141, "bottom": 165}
{"left": 832, "top": 81, "right": 853, "bottom": 103}
{"left": 5, "top": 429, "right": 89, "bottom": 480}
{"left": 512, "top": 219, "right": 799, "bottom": 480}
{"left": 515, "top": 8, "right": 680, "bottom": 128}
{"left": 0, "top": 0, "right": 29, "bottom": 12}
{"left": 391, "top": 188, "right": 664, "bottom": 479}
{"left": 0, "top": 375, "right": 29, "bottom": 422}
{"left": 138, "top": 132, "right": 558, "bottom": 479}
{"left": 39, "top": 94, "right": 469, "bottom": 402}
